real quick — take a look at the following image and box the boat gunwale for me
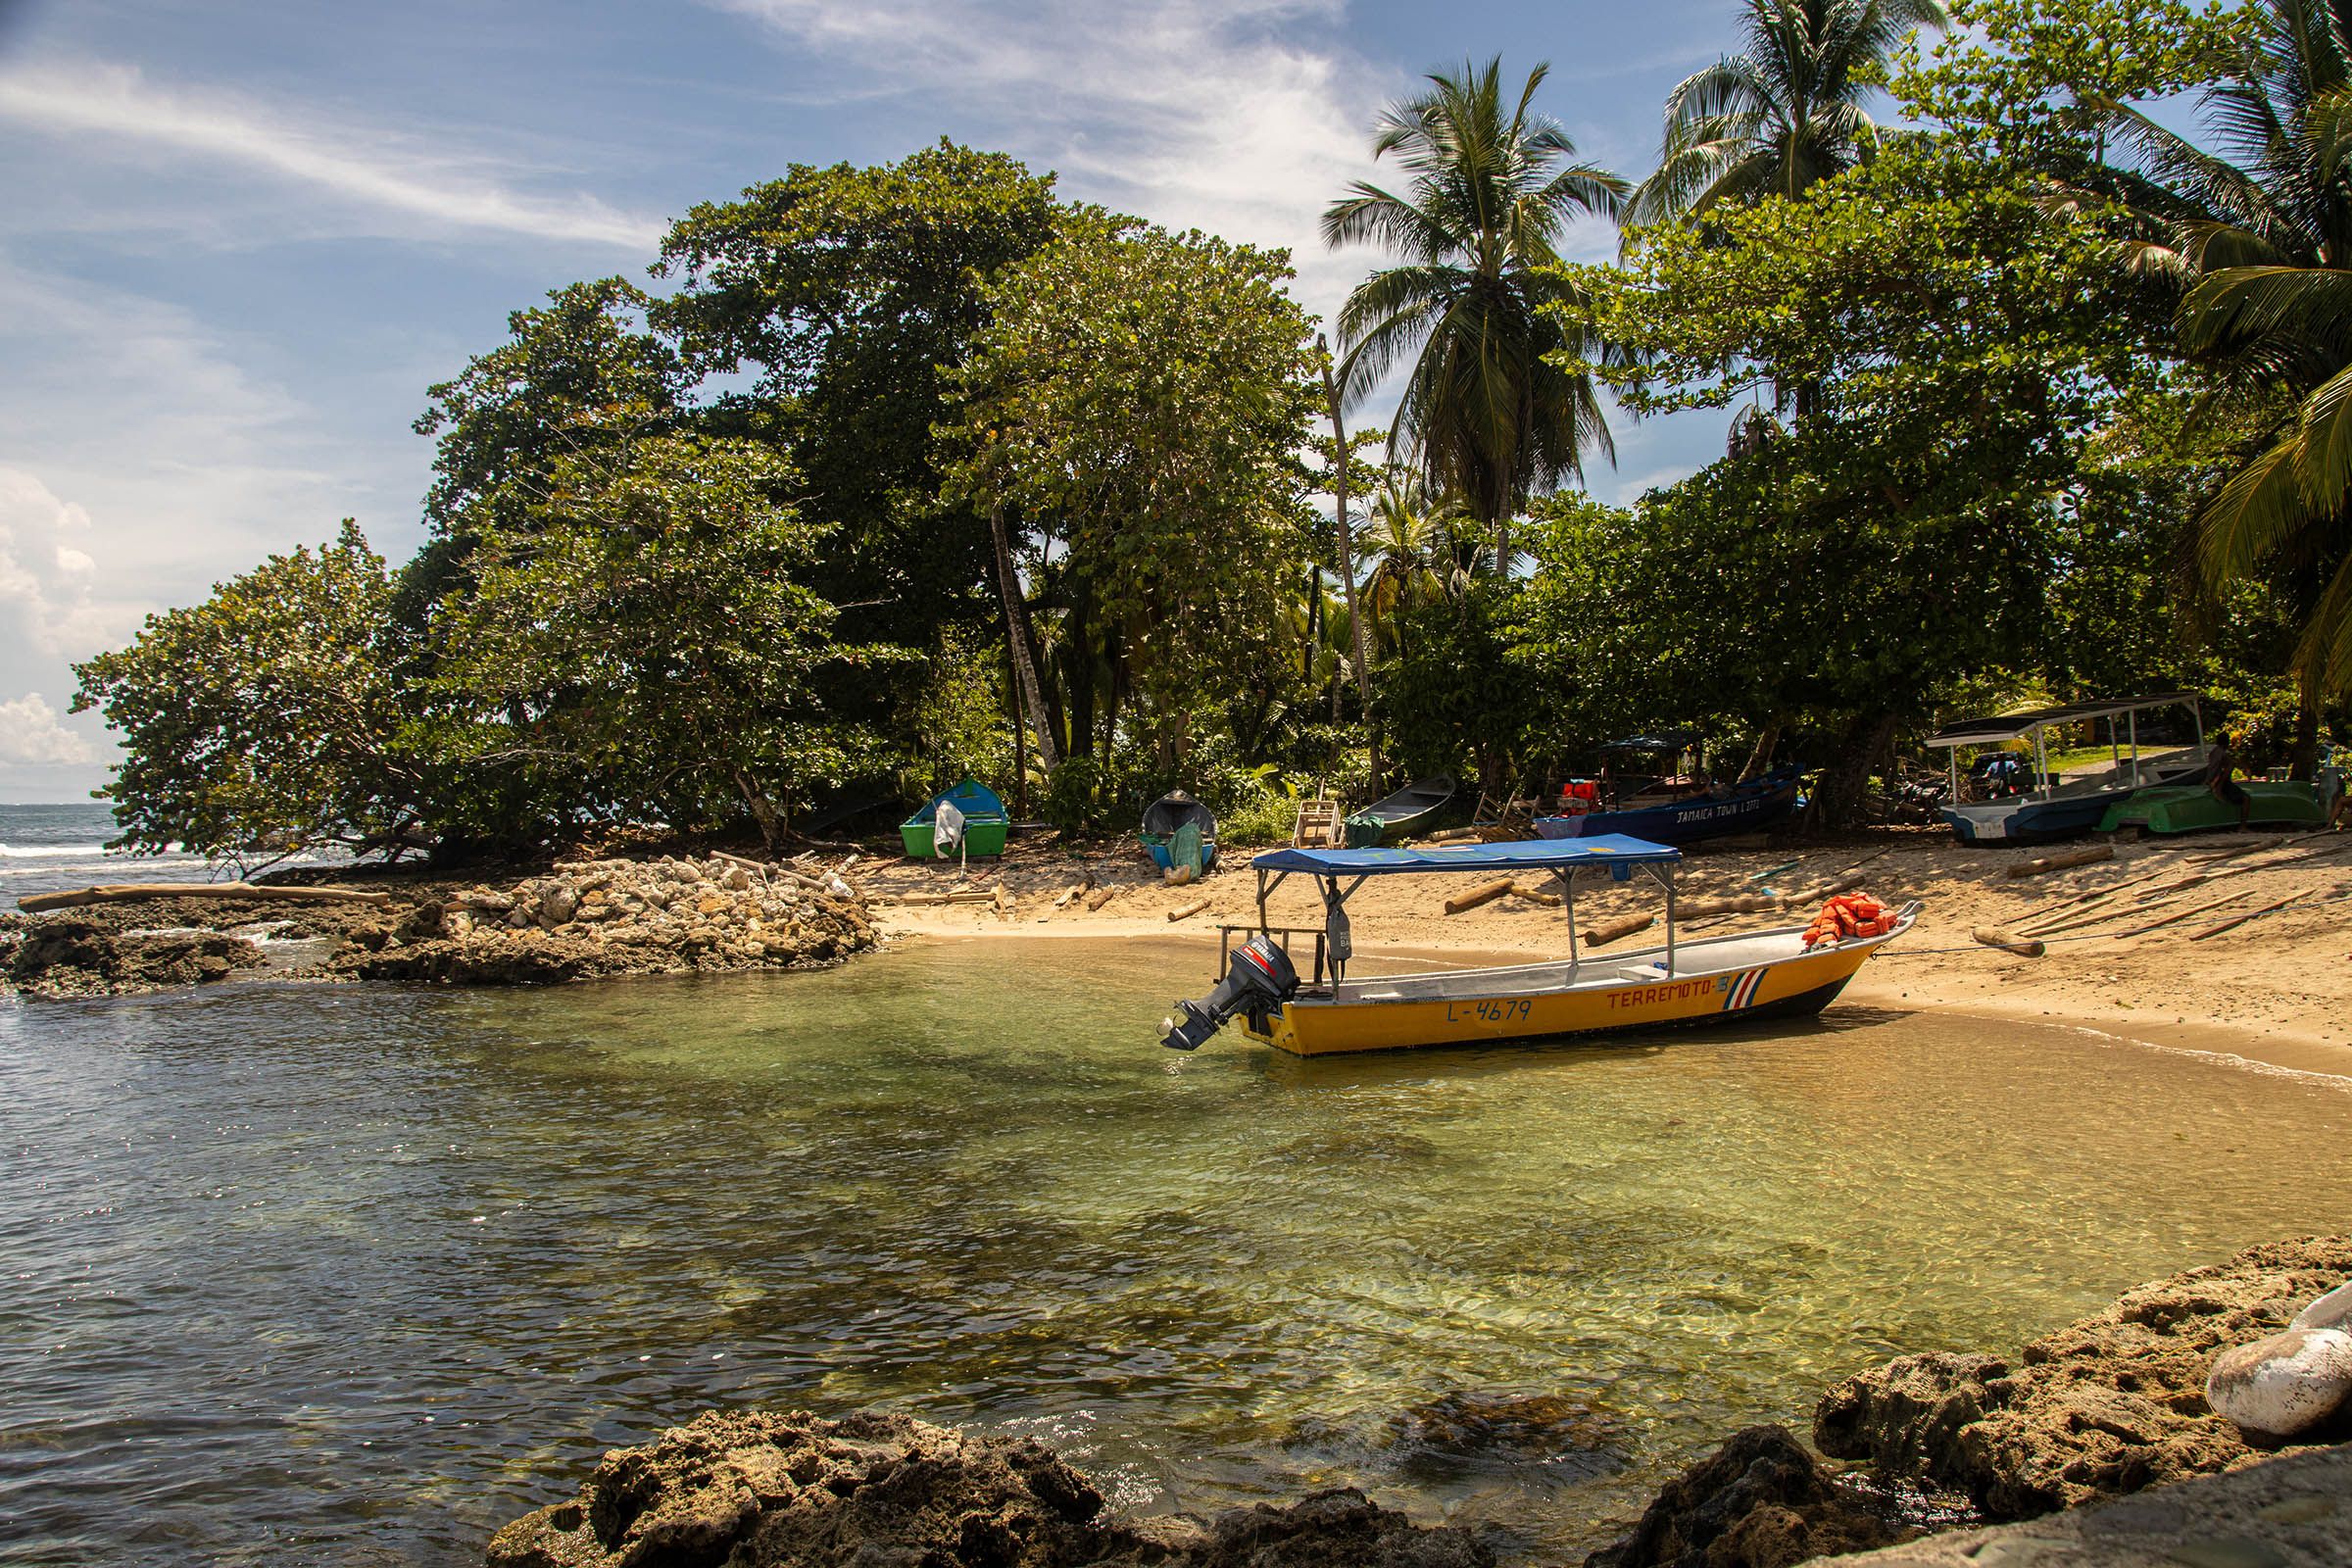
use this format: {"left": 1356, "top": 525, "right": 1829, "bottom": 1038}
{"left": 1288, "top": 908, "right": 1918, "bottom": 1009}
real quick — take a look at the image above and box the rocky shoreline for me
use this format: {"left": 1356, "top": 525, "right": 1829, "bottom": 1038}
{"left": 480, "top": 1238, "right": 2352, "bottom": 1568}
{"left": 0, "top": 853, "right": 878, "bottom": 999}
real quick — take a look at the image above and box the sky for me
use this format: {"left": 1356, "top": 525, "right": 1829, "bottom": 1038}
{"left": 1, "top": 0, "right": 1783, "bottom": 803}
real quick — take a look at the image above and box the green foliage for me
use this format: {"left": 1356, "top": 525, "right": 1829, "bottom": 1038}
{"left": 650, "top": 142, "right": 1064, "bottom": 645}
{"left": 72, "top": 523, "right": 424, "bottom": 859}
{"left": 900, "top": 624, "right": 1017, "bottom": 801}
{"left": 1887, "top": 0, "right": 2247, "bottom": 167}
{"left": 940, "top": 223, "right": 1320, "bottom": 767}
{"left": 431, "top": 432, "right": 901, "bottom": 848}
{"left": 1626, "top": 0, "right": 1950, "bottom": 228}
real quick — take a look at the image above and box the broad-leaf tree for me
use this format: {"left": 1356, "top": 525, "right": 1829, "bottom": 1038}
{"left": 434, "top": 432, "right": 897, "bottom": 851}
{"left": 941, "top": 224, "right": 1319, "bottom": 775}
{"left": 73, "top": 524, "right": 430, "bottom": 861}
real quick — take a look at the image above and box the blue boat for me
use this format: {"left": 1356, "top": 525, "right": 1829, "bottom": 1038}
{"left": 1533, "top": 766, "right": 1802, "bottom": 845}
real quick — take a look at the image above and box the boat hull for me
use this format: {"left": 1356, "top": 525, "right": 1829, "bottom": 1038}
{"left": 1143, "top": 835, "right": 1219, "bottom": 873}
{"left": 1534, "top": 773, "right": 1798, "bottom": 846}
{"left": 2098, "top": 781, "right": 2323, "bottom": 836}
{"left": 901, "top": 819, "right": 1009, "bottom": 858}
{"left": 1939, "top": 794, "right": 2115, "bottom": 846}
{"left": 1241, "top": 917, "right": 1907, "bottom": 1056}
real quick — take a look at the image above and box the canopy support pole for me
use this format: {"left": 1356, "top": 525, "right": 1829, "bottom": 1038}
{"left": 1558, "top": 868, "right": 1579, "bottom": 970}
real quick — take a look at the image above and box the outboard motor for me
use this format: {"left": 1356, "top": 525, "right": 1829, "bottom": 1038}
{"left": 1161, "top": 934, "right": 1300, "bottom": 1051}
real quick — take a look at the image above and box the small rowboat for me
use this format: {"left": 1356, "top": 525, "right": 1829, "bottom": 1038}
{"left": 1344, "top": 775, "right": 1453, "bottom": 847}
{"left": 2097, "top": 780, "right": 2323, "bottom": 836}
{"left": 900, "top": 776, "right": 1009, "bottom": 859}
{"left": 1159, "top": 835, "right": 1916, "bottom": 1056}
{"left": 1141, "top": 790, "right": 1218, "bottom": 875}
{"left": 1534, "top": 765, "right": 1801, "bottom": 846}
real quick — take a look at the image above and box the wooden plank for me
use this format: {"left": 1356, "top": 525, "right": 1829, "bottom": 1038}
{"left": 2111, "top": 889, "right": 2255, "bottom": 939}
{"left": 2190, "top": 890, "right": 2314, "bottom": 941}
{"left": 18, "top": 882, "right": 393, "bottom": 913}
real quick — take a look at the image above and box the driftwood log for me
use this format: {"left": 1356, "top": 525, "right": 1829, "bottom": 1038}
{"left": 1508, "top": 880, "right": 1563, "bottom": 907}
{"left": 1166, "top": 899, "right": 1211, "bottom": 923}
{"left": 1085, "top": 885, "right": 1119, "bottom": 912}
{"left": 2003, "top": 845, "right": 2115, "bottom": 879}
{"left": 1971, "top": 925, "right": 2045, "bottom": 956}
{"left": 18, "top": 882, "right": 392, "bottom": 914}
{"left": 1582, "top": 912, "right": 1655, "bottom": 948}
{"left": 1444, "top": 878, "right": 1516, "bottom": 915}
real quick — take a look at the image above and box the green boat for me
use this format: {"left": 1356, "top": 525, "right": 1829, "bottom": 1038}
{"left": 900, "top": 776, "right": 1010, "bottom": 859}
{"left": 1343, "top": 775, "right": 1455, "bottom": 848}
{"left": 2097, "top": 780, "right": 2323, "bottom": 836}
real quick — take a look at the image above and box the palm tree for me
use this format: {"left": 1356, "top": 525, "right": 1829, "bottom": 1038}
{"left": 1624, "top": 0, "right": 1950, "bottom": 229}
{"left": 1323, "top": 58, "right": 1627, "bottom": 564}
{"left": 1358, "top": 476, "right": 1466, "bottom": 655}
{"left": 2109, "top": 0, "right": 2352, "bottom": 703}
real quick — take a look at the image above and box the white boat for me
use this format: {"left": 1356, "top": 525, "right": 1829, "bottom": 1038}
{"left": 1928, "top": 694, "right": 2206, "bottom": 846}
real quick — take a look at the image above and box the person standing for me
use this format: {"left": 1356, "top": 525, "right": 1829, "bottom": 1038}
{"left": 2206, "top": 732, "right": 2252, "bottom": 831}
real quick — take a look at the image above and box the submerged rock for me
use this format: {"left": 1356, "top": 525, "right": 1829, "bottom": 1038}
{"left": 2, "top": 917, "right": 264, "bottom": 998}
{"left": 1580, "top": 1425, "right": 1915, "bottom": 1568}
{"left": 1812, "top": 1236, "right": 2352, "bottom": 1519}
{"left": 485, "top": 1408, "right": 1489, "bottom": 1568}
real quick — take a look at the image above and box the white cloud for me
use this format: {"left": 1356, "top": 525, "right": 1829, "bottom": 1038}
{"left": 0, "top": 466, "right": 113, "bottom": 660}
{"left": 711, "top": 0, "right": 1402, "bottom": 319}
{"left": 0, "top": 693, "right": 96, "bottom": 766}
{"left": 0, "top": 57, "right": 662, "bottom": 250}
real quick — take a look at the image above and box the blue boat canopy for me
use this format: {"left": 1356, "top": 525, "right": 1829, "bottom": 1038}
{"left": 1251, "top": 834, "right": 1681, "bottom": 876}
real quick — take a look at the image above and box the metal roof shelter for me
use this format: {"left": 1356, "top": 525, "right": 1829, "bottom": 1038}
{"left": 1924, "top": 693, "right": 2200, "bottom": 749}
{"left": 1922, "top": 693, "right": 2204, "bottom": 808}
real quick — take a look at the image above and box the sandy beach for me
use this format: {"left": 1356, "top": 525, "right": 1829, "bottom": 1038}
{"left": 863, "top": 826, "right": 2352, "bottom": 1077}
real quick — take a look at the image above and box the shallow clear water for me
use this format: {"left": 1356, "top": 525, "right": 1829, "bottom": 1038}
{"left": 3, "top": 937, "right": 2348, "bottom": 1566}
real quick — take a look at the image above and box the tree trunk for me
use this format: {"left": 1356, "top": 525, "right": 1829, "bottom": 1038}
{"left": 1065, "top": 585, "right": 1095, "bottom": 768}
{"left": 1320, "top": 345, "right": 1373, "bottom": 706}
{"left": 1799, "top": 711, "right": 1896, "bottom": 836}
{"left": 733, "top": 769, "right": 785, "bottom": 855}
{"left": 1005, "top": 641, "right": 1028, "bottom": 818}
{"left": 988, "top": 499, "right": 1059, "bottom": 775}
{"left": 1739, "top": 723, "right": 1782, "bottom": 782}
{"left": 2289, "top": 692, "right": 2319, "bottom": 780}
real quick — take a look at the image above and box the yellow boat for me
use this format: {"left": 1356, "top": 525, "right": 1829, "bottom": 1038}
{"left": 1160, "top": 834, "right": 1917, "bottom": 1056}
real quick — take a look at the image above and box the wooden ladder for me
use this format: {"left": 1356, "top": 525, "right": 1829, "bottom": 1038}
{"left": 1293, "top": 795, "right": 1345, "bottom": 848}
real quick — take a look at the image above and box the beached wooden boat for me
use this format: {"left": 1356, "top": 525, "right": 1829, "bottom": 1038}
{"left": 1533, "top": 765, "right": 1801, "bottom": 845}
{"left": 900, "top": 776, "right": 1009, "bottom": 859}
{"left": 2098, "top": 780, "right": 2323, "bottom": 836}
{"left": 1344, "top": 776, "right": 1453, "bottom": 847}
{"left": 1160, "top": 836, "right": 1918, "bottom": 1056}
{"left": 1141, "top": 790, "right": 1218, "bottom": 874}
{"left": 1927, "top": 694, "right": 2206, "bottom": 845}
